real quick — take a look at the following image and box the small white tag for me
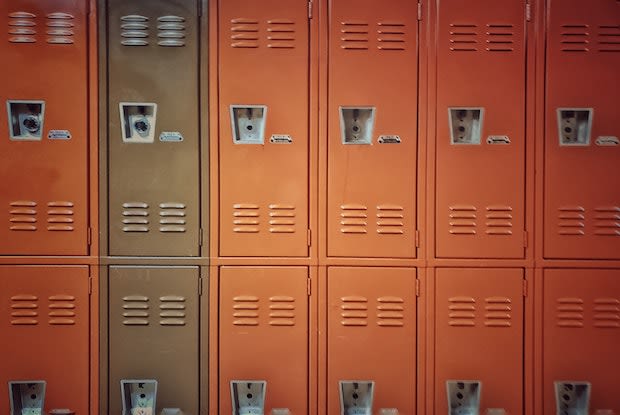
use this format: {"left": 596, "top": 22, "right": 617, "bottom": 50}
{"left": 270, "top": 134, "right": 292, "bottom": 144}
{"left": 159, "top": 131, "right": 183, "bottom": 142}
{"left": 48, "top": 129, "right": 71, "bottom": 139}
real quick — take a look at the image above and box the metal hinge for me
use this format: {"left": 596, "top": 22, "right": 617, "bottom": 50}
{"left": 417, "top": 2, "right": 423, "bottom": 21}
{"left": 415, "top": 230, "right": 420, "bottom": 248}
{"left": 523, "top": 279, "right": 528, "bottom": 297}
{"left": 307, "top": 278, "right": 312, "bottom": 296}
{"left": 87, "top": 227, "right": 92, "bottom": 246}
{"left": 198, "top": 278, "right": 203, "bottom": 296}
{"left": 307, "top": 229, "right": 312, "bottom": 247}
{"left": 526, "top": 3, "right": 531, "bottom": 21}
{"left": 199, "top": 228, "right": 204, "bottom": 246}
{"left": 308, "top": 0, "right": 313, "bottom": 19}
{"left": 415, "top": 279, "right": 420, "bottom": 297}
{"left": 88, "top": 276, "right": 93, "bottom": 295}
{"left": 523, "top": 231, "right": 528, "bottom": 248}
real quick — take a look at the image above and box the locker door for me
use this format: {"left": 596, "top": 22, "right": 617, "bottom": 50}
{"left": 108, "top": 266, "right": 199, "bottom": 415}
{"left": 0, "top": 1, "right": 89, "bottom": 255}
{"left": 327, "top": 0, "right": 418, "bottom": 259}
{"left": 544, "top": 0, "right": 620, "bottom": 259}
{"left": 218, "top": 0, "right": 310, "bottom": 257}
{"left": 327, "top": 267, "right": 416, "bottom": 415}
{"left": 0, "top": 266, "right": 89, "bottom": 415}
{"left": 543, "top": 269, "right": 620, "bottom": 414}
{"left": 435, "top": 268, "right": 524, "bottom": 415}
{"left": 435, "top": 0, "right": 527, "bottom": 259}
{"left": 219, "top": 267, "right": 309, "bottom": 415}
{"left": 107, "top": 0, "right": 200, "bottom": 256}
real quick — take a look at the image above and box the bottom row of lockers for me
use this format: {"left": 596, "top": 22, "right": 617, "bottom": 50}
{"left": 0, "top": 266, "right": 618, "bottom": 415}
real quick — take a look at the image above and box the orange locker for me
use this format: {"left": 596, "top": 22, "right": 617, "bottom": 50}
{"left": 219, "top": 267, "right": 309, "bottom": 414}
{"left": 327, "top": 267, "right": 416, "bottom": 415}
{"left": 543, "top": 269, "right": 620, "bottom": 414}
{"left": 326, "top": 0, "right": 418, "bottom": 258}
{"left": 543, "top": 0, "right": 620, "bottom": 260}
{"left": 0, "top": 0, "right": 91, "bottom": 255}
{"left": 0, "top": 266, "right": 89, "bottom": 415}
{"left": 217, "top": 0, "right": 310, "bottom": 257}
{"left": 434, "top": 268, "right": 524, "bottom": 415}
{"left": 434, "top": 0, "right": 527, "bottom": 259}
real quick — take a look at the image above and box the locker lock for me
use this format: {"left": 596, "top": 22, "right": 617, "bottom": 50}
{"left": 133, "top": 116, "right": 150, "bottom": 137}
{"left": 554, "top": 381, "right": 591, "bottom": 415}
{"left": 339, "top": 381, "right": 374, "bottom": 415}
{"left": 9, "top": 381, "right": 46, "bottom": 415}
{"left": 22, "top": 115, "right": 41, "bottom": 134}
{"left": 231, "top": 380, "right": 267, "bottom": 415}
{"left": 446, "top": 380, "right": 481, "bottom": 415}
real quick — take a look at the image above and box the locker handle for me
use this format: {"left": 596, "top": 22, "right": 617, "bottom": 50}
{"left": 271, "top": 409, "right": 291, "bottom": 415}
{"left": 596, "top": 136, "right": 619, "bottom": 146}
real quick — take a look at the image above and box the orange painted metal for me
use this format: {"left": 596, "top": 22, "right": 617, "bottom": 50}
{"left": 543, "top": 268, "right": 620, "bottom": 414}
{"left": 0, "top": 265, "right": 89, "bottom": 415}
{"left": 434, "top": 0, "right": 527, "bottom": 259}
{"left": 219, "top": 266, "right": 309, "bottom": 414}
{"left": 0, "top": 0, "right": 90, "bottom": 256}
{"left": 327, "top": 267, "right": 416, "bottom": 415}
{"left": 434, "top": 268, "right": 524, "bottom": 415}
{"left": 217, "top": 0, "right": 310, "bottom": 257}
{"left": 326, "top": 0, "right": 418, "bottom": 259}
{"left": 543, "top": 0, "right": 620, "bottom": 260}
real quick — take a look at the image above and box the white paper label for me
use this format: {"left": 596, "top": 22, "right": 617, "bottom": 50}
{"left": 596, "top": 136, "right": 619, "bottom": 146}
{"left": 159, "top": 131, "right": 184, "bottom": 142}
{"left": 48, "top": 130, "right": 71, "bottom": 140}
{"left": 270, "top": 134, "right": 292, "bottom": 144}
{"left": 486, "top": 135, "right": 511, "bottom": 145}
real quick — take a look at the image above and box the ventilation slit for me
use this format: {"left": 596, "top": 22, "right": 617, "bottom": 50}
{"left": 158, "top": 15, "right": 185, "bottom": 47}
{"left": 233, "top": 295, "right": 259, "bottom": 326}
{"left": 47, "top": 201, "right": 74, "bottom": 231}
{"left": 485, "top": 205, "right": 513, "bottom": 235}
{"left": 121, "top": 15, "right": 149, "bottom": 46}
{"left": 340, "top": 204, "right": 368, "bottom": 234}
{"left": 484, "top": 297, "right": 512, "bottom": 327}
{"left": 486, "top": 23, "right": 514, "bottom": 52}
{"left": 557, "top": 206, "right": 586, "bottom": 236}
{"left": 269, "top": 296, "right": 296, "bottom": 326}
{"left": 341, "top": 21, "right": 369, "bottom": 50}
{"left": 231, "top": 18, "right": 259, "bottom": 48}
{"left": 341, "top": 296, "right": 368, "bottom": 326}
{"left": 560, "top": 24, "right": 589, "bottom": 52}
{"left": 449, "top": 23, "right": 478, "bottom": 52}
{"left": 8, "top": 12, "right": 37, "bottom": 43}
{"left": 377, "top": 21, "right": 406, "bottom": 51}
{"left": 122, "top": 202, "right": 150, "bottom": 232}
{"left": 449, "top": 205, "right": 477, "bottom": 235}
{"left": 48, "top": 295, "right": 76, "bottom": 325}
{"left": 159, "top": 202, "right": 187, "bottom": 233}
{"left": 267, "top": 19, "right": 295, "bottom": 49}
{"left": 159, "top": 295, "right": 187, "bottom": 326}
{"left": 556, "top": 297, "right": 584, "bottom": 328}
{"left": 593, "top": 206, "right": 620, "bottom": 236}
{"left": 10, "top": 295, "right": 39, "bottom": 325}
{"left": 377, "top": 296, "right": 405, "bottom": 327}
{"left": 448, "top": 296, "right": 476, "bottom": 327}
{"left": 233, "top": 204, "right": 260, "bottom": 233}
{"left": 9, "top": 200, "right": 37, "bottom": 231}
{"left": 46, "top": 12, "right": 74, "bottom": 44}
{"left": 122, "top": 295, "right": 149, "bottom": 326}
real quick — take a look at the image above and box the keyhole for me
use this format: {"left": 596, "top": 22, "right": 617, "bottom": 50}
{"left": 246, "top": 125, "right": 253, "bottom": 131}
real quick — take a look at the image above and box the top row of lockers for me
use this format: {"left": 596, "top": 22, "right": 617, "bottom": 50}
{"left": 0, "top": 0, "right": 618, "bottom": 261}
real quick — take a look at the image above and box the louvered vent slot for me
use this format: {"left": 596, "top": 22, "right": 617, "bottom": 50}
{"left": 376, "top": 205, "right": 404, "bottom": 235}
{"left": 233, "top": 296, "right": 259, "bottom": 326}
{"left": 593, "top": 206, "right": 620, "bottom": 236}
{"left": 8, "top": 12, "right": 37, "bottom": 43}
{"left": 593, "top": 298, "right": 620, "bottom": 328}
{"left": 47, "top": 201, "right": 74, "bottom": 231}
{"left": 48, "top": 295, "right": 76, "bottom": 325}
{"left": 340, "top": 204, "right": 368, "bottom": 234}
{"left": 376, "top": 296, "right": 404, "bottom": 327}
{"left": 122, "top": 295, "right": 149, "bottom": 326}
{"left": 484, "top": 297, "right": 512, "bottom": 327}
{"left": 268, "top": 204, "right": 296, "bottom": 233}
{"left": 556, "top": 297, "right": 584, "bottom": 328}
{"left": 159, "top": 295, "right": 186, "bottom": 326}
{"left": 448, "top": 296, "right": 476, "bottom": 327}
{"left": 267, "top": 19, "right": 295, "bottom": 49}
{"left": 449, "top": 205, "right": 477, "bottom": 235}
{"left": 486, "top": 24, "right": 514, "bottom": 52}
{"left": 341, "top": 21, "right": 369, "bottom": 50}
{"left": 557, "top": 206, "right": 585, "bottom": 236}
{"left": 46, "top": 13, "right": 74, "bottom": 44}
{"left": 269, "top": 296, "right": 295, "bottom": 326}
{"left": 231, "top": 18, "right": 259, "bottom": 48}
{"left": 233, "top": 203, "right": 260, "bottom": 233}
{"left": 159, "top": 202, "right": 186, "bottom": 233}
{"left": 485, "top": 205, "right": 513, "bottom": 235}
{"left": 377, "top": 21, "right": 406, "bottom": 51}
{"left": 449, "top": 23, "right": 478, "bottom": 51}
{"left": 158, "top": 15, "right": 185, "bottom": 47}
{"left": 122, "top": 202, "right": 149, "bottom": 232}
{"left": 9, "top": 200, "right": 37, "bottom": 231}
{"left": 121, "top": 15, "right": 149, "bottom": 46}
{"left": 10, "top": 295, "right": 38, "bottom": 325}
{"left": 560, "top": 24, "right": 589, "bottom": 52}
{"left": 341, "top": 296, "right": 368, "bottom": 326}
{"left": 598, "top": 25, "right": 620, "bottom": 52}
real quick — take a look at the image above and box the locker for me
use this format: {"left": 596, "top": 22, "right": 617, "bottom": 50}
{"left": 108, "top": 266, "right": 200, "bottom": 415}
{"left": 543, "top": 269, "right": 620, "bottom": 414}
{"left": 217, "top": 0, "right": 310, "bottom": 257}
{"left": 326, "top": 0, "right": 419, "bottom": 258}
{"left": 0, "top": 266, "right": 89, "bottom": 415}
{"left": 543, "top": 0, "right": 620, "bottom": 260}
{"left": 0, "top": 0, "right": 91, "bottom": 255}
{"left": 219, "top": 267, "right": 309, "bottom": 415}
{"left": 105, "top": 0, "right": 201, "bottom": 256}
{"left": 327, "top": 267, "right": 416, "bottom": 415}
{"left": 434, "top": 268, "right": 524, "bottom": 415}
{"left": 434, "top": 0, "right": 527, "bottom": 259}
